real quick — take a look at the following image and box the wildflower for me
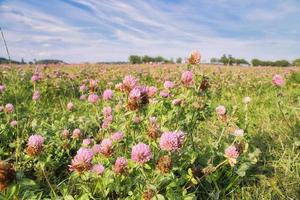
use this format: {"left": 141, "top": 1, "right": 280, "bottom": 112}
{"left": 272, "top": 74, "right": 284, "bottom": 86}
{"left": 0, "top": 161, "right": 15, "bottom": 192}
{"left": 160, "top": 90, "right": 170, "bottom": 98}
{"left": 91, "top": 164, "right": 105, "bottom": 175}
{"left": 113, "top": 157, "right": 128, "bottom": 175}
{"left": 181, "top": 71, "right": 193, "bottom": 86}
{"left": 62, "top": 129, "right": 69, "bottom": 139}
{"left": 156, "top": 155, "right": 172, "bottom": 173}
{"left": 164, "top": 81, "right": 175, "bottom": 89}
{"left": 129, "top": 88, "right": 141, "bottom": 100}
{"left": 79, "top": 84, "right": 87, "bottom": 92}
{"left": 187, "top": 50, "right": 201, "bottom": 64}
{"left": 10, "top": 120, "right": 17, "bottom": 127}
{"left": 31, "top": 73, "right": 42, "bottom": 83}
{"left": 89, "top": 79, "right": 98, "bottom": 89}
{"left": 69, "top": 148, "right": 94, "bottom": 172}
{"left": 102, "top": 89, "right": 114, "bottom": 100}
{"left": 147, "top": 86, "right": 157, "bottom": 97}
{"left": 131, "top": 143, "right": 152, "bottom": 164}
{"left": 5, "top": 103, "right": 14, "bottom": 113}
{"left": 224, "top": 145, "right": 239, "bottom": 167}
{"left": 111, "top": 131, "right": 124, "bottom": 142}
{"left": 123, "top": 75, "right": 138, "bottom": 92}
{"left": 80, "top": 95, "right": 87, "bottom": 100}
{"left": 26, "top": 134, "right": 45, "bottom": 156}
{"left": 243, "top": 96, "right": 251, "bottom": 104}
{"left": 67, "top": 102, "right": 74, "bottom": 111}
{"left": 172, "top": 99, "right": 182, "bottom": 106}
{"left": 159, "top": 131, "right": 185, "bottom": 152}
{"left": 143, "top": 189, "right": 155, "bottom": 200}
{"left": 233, "top": 128, "right": 244, "bottom": 137}
{"left": 72, "top": 128, "right": 81, "bottom": 139}
{"left": 102, "top": 106, "right": 112, "bottom": 118}
{"left": 32, "top": 91, "right": 41, "bottom": 101}
{"left": 0, "top": 106, "right": 4, "bottom": 112}
{"left": 99, "top": 138, "right": 113, "bottom": 157}
{"left": 216, "top": 105, "right": 226, "bottom": 116}
{"left": 0, "top": 85, "right": 5, "bottom": 93}
{"left": 88, "top": 94, "right": 99, "bottom": 104}
{"left": 82, "top": 138, "right": 94, "bottom": 147}
{"left": 92, "top": 144, "right": 101, "bottom": 154}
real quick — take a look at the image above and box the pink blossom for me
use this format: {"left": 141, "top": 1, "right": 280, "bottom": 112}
{"left": 31, "top": 73, "right": 42, "bottom": 83}
{"left": 102, "top": 89, "right": 114, "bottom": 100}
{"left": 67, "top": 102, "right": 74, "bottom": 111}
{"left": 216, "top": 105, "right": 226, "bottom": 116}
{"left": 10, "top": 120, "right": 17, "bottom": 127}
{"left": 225, "top": 146, "right": 239, "bottom": 159}
{"left": 27, "top": 134, "right": 44, "bottom": 150}
{"left": 88, "top": 94, "right": 99, "bottom": 104}
{"left": 147, "top": 86, "right": 157, "bottom": 97}
{"left": 159, "top": 131, "right": 185, "bottom": 152}
{"left": 92, "top": 144, "right": 101, "bottom": 154}
{"left": 129, "top": 88, "right": 141, "bottom": 100}
{"left": 131, "top": 143, "right": 152, "bottom": 164}
{"left": 79, "top": 84, "right": 87, "bottom": 92}
{"left": 272, "top": 74, "right": 284, "bottom": 87}
{"left": 123, "top": 75, "right": 138, "bottom": 91}
{"left": 82, "top": 138, "right": 93, "bottom": 147}
{"left": 100, "top": 138, "right": 113, "bottom": 156}
{"left": 164, "top": 81, "right": 175, "bottom": 89}
{"left": 160, "top": 90, "right": 170, "bottom": 98}
{"left": 80, "top": 95, "right": 87, "bottom": 100}
{"left": 181, "top": 71, "right": 193, "bottom": 86}
{"left": 69, "top": 148, "right": 94, "bottom": 172}
{"left": 0, "top": 106, "right": 4, "bottom": 112}
{"left": 32, "top": 91, "right": 41, "bottom": 101}
{"left": 91, "top": 164, "right": 105, "bottom": 175}
{"left": 111, "top": 131, "right": 124, "bottom": 141}
{"left": 5, "top": 103, "right": 14, "bottom": 113}
{"left": 0, "top": 85, "right": 5, "bottom": 93}
{"left": 102, "top": 106, "right": 112, "bottom": 118}
{"left": 113, "top": 157, "right": 128, "bottom": 174}
{"left": 72, "top": 128, "right": 81, "bottom": 139}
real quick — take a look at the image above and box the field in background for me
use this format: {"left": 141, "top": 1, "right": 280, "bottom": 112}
{"left": 0, "top": 64, "right": 299, "bottom": 199}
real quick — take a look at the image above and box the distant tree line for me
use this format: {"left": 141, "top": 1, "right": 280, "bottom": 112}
{"left": 0, "top": 57, "right": 65, "bottom": 65}
{"left": 128, "top": 55, "right": 182, "bottom": 64}
{"left": 210, "top": 54, "right": 249, "bottom": 65}
{"left": 251, "top": 59, "right": 291, "bottom": 67}
{"left": 210, "top": 54, "right": 300, "bottom": 67}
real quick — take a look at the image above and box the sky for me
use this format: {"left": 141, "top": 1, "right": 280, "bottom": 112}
{"left": 0, "top": 0, "right": 300, "bottom": 63}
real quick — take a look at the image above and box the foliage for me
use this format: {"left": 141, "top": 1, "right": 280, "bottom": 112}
{"left": 0, "top": 63, "right": 299, "bottom": 199}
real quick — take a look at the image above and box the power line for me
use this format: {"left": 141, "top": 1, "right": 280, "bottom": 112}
{"left": 0, "top": 27, "right": 11, "bottom": 64}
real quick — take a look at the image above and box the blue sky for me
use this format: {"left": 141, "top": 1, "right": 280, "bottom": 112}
{"left": 0, "top": 0, "right": 300, "bottom": 63}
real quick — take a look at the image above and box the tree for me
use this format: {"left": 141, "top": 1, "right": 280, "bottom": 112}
{"left": 142, "top": 55, "right": 153, "bottom": 63}
{"left": 292, "top": 59, "right": 300, "bottom": 67}
{"left": 220, "top": 54, "right": 228, "bottom": 65}
{"left": 210, "top": 57, "right": 219, "bottom": 64}
{"left": 251, "top": 59, "right": 261, "bottom": 66}
{"left": 154, "top": 56, "right": 164, "bottom": 63}
{"left": 274, "top": 60, "right": 290, "bottom": 67}
{"left": 128, "top": 55, "right": 142, "bottom": 64}
{"left": 176, "top": 57, "right": 182, "bottom": 64}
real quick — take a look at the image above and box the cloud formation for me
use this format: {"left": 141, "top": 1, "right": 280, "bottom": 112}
{"left": 0, "top": 0, "right": 299, "bottom": 63}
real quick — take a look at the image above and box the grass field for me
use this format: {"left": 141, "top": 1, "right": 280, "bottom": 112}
{"left": 0, "top": 64, "right": 299, "bottom": 199}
